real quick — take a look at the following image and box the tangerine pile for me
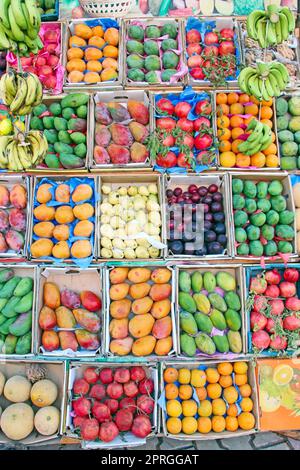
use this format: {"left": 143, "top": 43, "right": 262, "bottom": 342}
{"left": 67, "top": 22, "right": 119, "bottom": 84}
{"left": 216, "top": 92, "right": 279, "bottom": 169}
{"left": 164, "top": 362, "right": 255, "bottom": 435}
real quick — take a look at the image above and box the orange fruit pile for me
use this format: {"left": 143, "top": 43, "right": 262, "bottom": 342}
{"left": 67, "top": 23, "right": 119, "bottom": 84}
{"left": 165, "top": 362, "right": 256, "bottom": 435}
{"left": 216, "top": 92, "right": 278, "bottom": 169}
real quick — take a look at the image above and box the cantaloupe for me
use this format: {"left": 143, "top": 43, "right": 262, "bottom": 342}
{"left": 34, "top": 406, "right": 60, "bottom": 436}
{"left": 4, "top": 376, "right": 31, "bottom": 403}
{"left": 30, "top": 379, "right": 58, "bottom": 408}
{"left": 0, "top": 403, "right": 34, "bottom": 440}
{"left": 293, "top": 183, "right": 300, "bottom": 208}
{"left": 0, "top": 371, "right": 5, "bottom": 395}
{"left": 296, "top": 208, "right": 300, "bottom": 230}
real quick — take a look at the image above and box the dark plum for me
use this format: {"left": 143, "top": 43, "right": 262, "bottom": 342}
{"left": 204, "top": 220, "right": 213, "bottom": 231}
{"left": 169, "top": 240, "right": 184, "bottom": 254}
{"left": 212, "top": 192, "right": 223, "bottom": 202}
{"left": 214, "top": 223, "right": 226, "bottom": 234}
{"left": 203, "top": 204, "right": 209, "bottom": 213}
{"left": 203, "top": 196, "right": 213, "bottom": 205}
{"left": 184, "top": 244, "right": 195, "bottom": 255}
{"left": 173, "top": 187, "right": 182, "bottom": 197}
{"left": 204, "top": 213, "right": 213, "bottom": 222}
{"left": 185, "top": 198, "right": 193, "bottom": 204}
{"left": 188, "top": 184, "right": 198, "bottom": 194}
{"left": 211, "top": 202, "right": 222, "bottom": 213}
{"left": 195, "top": 247, "right": 207, "bottom": 256}
{"left": 208, "top": 241, "right": 223, "bottom": 254}
{"left": 198, "top": 186, "right": 208, "bottom": 197}
{"left": 191, "top": 193, "right": 200, "bottom": 203}
{"left": 166, "top": 189, "right": 173, "bottom": 198}
{"left": 217, "top": 234, "right": 227, "bottom": 246}
{"left": 204, "top": 230, "right": 217, "bottom": 242}
{"left": 177, "top": 197, "right": 185, "bottom": 203}
{"left": 213, "top": 212, "right": 225, "bottom": 223}
{"left": 208, "top": 184, "right": 218, "bottom": 194}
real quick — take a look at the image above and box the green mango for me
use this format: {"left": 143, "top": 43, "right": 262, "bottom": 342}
{"left": 237, "top": 243, "right": 249, "bottom": 255}
{"left": 279, "top": 210, "right": 294, "bottom": 225}
{"left": 180, "top": 311, "right": 198, "bottom": 335}
{"left": 213, "top": 335, "right": 229, "bottom": 353}
{"left": 243, "top": 181, "right": 257, "bottom": 198}
{"left": 44, "top": 129, "right": 58, "bottom": 144}
{"left": 234, "top": 210, "right": 248, "bottom": 227}
{"left": 246, "top": 225, "right": 260, "bottom": 240}
{"left": 74, "top": 143, "right": 87, "bottom": 158}
{"left": 0, "top": 316, "right": 18, "bottom": 335}
{"left": 203, "top": 272, "right": 216, "bottom": 292}
{"left": 161, "top": 69, "right": 177, "bottom": 82}
{"left": 161, "top": 38, "right": 178, "bottom": 51}
{"left": 0, "top": 298, "right": 8, "bottom": 311}
{"left": 191, "top": 271, "right": 203, "bottom": 293}
{"left": 45, "top": 154, "right": 60, "bottom": 168}
{"left": 208, "top": 293, "right": 227, "bottom": 312}
{"left": 180, "top": 333, "right": 196, "bottom": 357}
{"left": 179, "top": 271, "right": 191, "bottom": 293}
{"left": 0, "top": 277, "right": 21, "bottom": 299}
{"left": 245, "top": 199, "right": 257, "bottom": 214}
{"left": 43, "top": 116, "right": 54, "bottom": 129}
{"left": 257, "top": 181, "right": 268, "bottom": 198}
{"left": 14, "top": 291, "right": 33, "bottom": 314}
{"left": 128, "top": 25, "right": 144, "bottom": 41}
{"left": 2, "top": 334, "right": 17, "bottom": 354}
{"left": 128, "top": 69, "right": 145, "bottom": 82}
{"left": 249, "top": 240, "right": 264, "bottom": 256}
{"left": 61, "top": 107, "right": 75, "bottom": 120}
{"left": 193, "top": 293, "right": 210, "bottom": 314}
{"left": 195, "top": 333, "right": 216, "bottom": 355}
{"left": 161, "top": 22, "right": 178, "bottom": 39}
{"left": 144, "top": 40, "right": 159, "bottom": 56}
{"left": 145, "top": 55, "right": 160, "bottom": 71}
{"left": 13, "top": 277, "right": 33, "bottom": 297}
{"left": 225, "top": 309, "right": 241, "bottom": 331}
{"left": 257, "top": 199, "right": 271, "bottom": 213}
{"left": 216, "top": 272, "right": 236, "bottom": 291}
{"left": 210, "top": 309, "right": 227, "bottom": 330}
{"left": 70, "top": 132, "right": 86, "bottom": 145}
{"left": 162, "top": 51, "right": 179, "bottom": 69}
{"left": 0, "top": 268, "right": 14, "bottom": 283}
{"left": 61, "top": 93, "right": 89, "bottom": 109}
{"left": 178, "top": 292, "right": 197, "bottom": 313}
{"left": 58, "top": 130, "right": 72, "bottom": 144}
{"left": 9, "top": 312, "right": 32, "bottom": 336}
{"left": 15, "top": 332, "right": 32, "bottom": 355}
{"left": 235, "top": 228, "right": 247, "bottom": 243}
{"left": 261, "top": 224, "right": 275, "bottom": 241}
{"left": 233, "top": 195, "right": 245, "bottom": 210}
{"left": 224, "top": 291, "right": 241, "bottom": 311}
{"left": 227, "top": 330, "right": 242, "bottom": 353}
{"left": 145, "top": 25, "right": 161, "bottom": 38}
{"left": 30, "top": 116, "right": 43, "bottom": 130}
{"left": 76, "top": 105, "right": 88, "bottom": 119}
{"left": 277, "top": 241, "right": 293, "bottom": 253}
{"left": 60, "top": 154, "right": 84, "bottom": 169}
{"left": 127, "top": 54, "right": 145, "bottom": 69}
{"left": 268, "top": 180, "right": 283, "bottom": 196}
{"left": 49, "top": 102, "right": 62, "bottom": 116}
{"left": 194, "top": 313, "right": 213, "bottom": 334}
{"left": 264, "top": 241, "right": 278, "bottom": 256}
{"left": 54, "top": 142, "right": 73, "bottom": 154}
{"left": 33, "top": 103, "right": 47, "bottom": 117}
{"left": 145, "top": 71, "right": 160, "bottom": 83}
{"left": 281, "top": 157, "right": 297, "bottom": 170}
{"left": 271, "top": 195, "right": 286, "bottom": 212}
{"left": 232, "top": 179, "right": 243, "bottom": 194}
{"left": 275, "top": 225, "right": 294, "bottom": 240}
{"left": 249, "top": 212, "right": 266, "bottom": 227}
{"left": 1, "top": 297, "right": 21, "bottom": 318}
{"left": 266, "top": 210, "right": 280, "bottom": 225}
{"left": 0, "top": 313, "right": 7, "bottom": 325}
{"left": 0, "top": 333, "right": 5, "bottom": 351}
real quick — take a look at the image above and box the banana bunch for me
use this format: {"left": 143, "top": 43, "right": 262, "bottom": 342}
{"left": 0, "top": 70, "right": 42, "bottom": 116}
{"left": 238, "top": 61, "right": 289, "bottom": 102}
{"left": 0, "top": 0, "right": 43, "bottom": 56}
{"left": 247, "top": 4, "right": 295, "bottom": 48}
{"left": 0, "top": 130, "right": 48, "bottom": 170}
{"left": 238, "top": 119, "right": 273, "bottom": 156}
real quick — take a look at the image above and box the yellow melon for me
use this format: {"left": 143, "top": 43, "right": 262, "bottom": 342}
{"left": 4, "top": 375, "right": 31, "bottom": 403}
{"left": 0, "top": 403, "right": 34, "bottom": 440}
{"left": 34, "top": 406, "right": 60, "bottom": 436}
{"left": 30, "top": 379, "right": 58, "bottom": 408}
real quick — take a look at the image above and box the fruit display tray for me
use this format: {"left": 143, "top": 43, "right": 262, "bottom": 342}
{"left": 175, "top": 264, "right": 247, "bottom": 359}
{"left": 0, "top": 359, "right": 66, "bottom": 445}
{"left": 64, "top": 361, "right": 159, "bottom": 448}
{"left": 159, "top": 359, "right": 260, "bottom": 441}
{"left": 34, "top": 266, "right": 105, "bottom": 358}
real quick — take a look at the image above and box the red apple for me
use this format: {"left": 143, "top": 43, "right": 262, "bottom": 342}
{"left": 187, "top": 55, "right": 204, "bottom": 68}
{"left": 219, "top": 41, "right": 235, "bottom": 55}
{"left": 186, "top": 29, "right": 201, "bottom": 44}
{"left": 174, "top": 102, "right": 192, "bottom": 118}
{"left": 220, "top": 28, "right": 234, "bottom": 40}
{"left": 195, "top": 100, "right": 212, "bottom": 115}
{"left": 190, "top": 67, "right": 205, "bottom": 80}
{"left": 187, "top": 43, "right": 202, "bottom": 56}
{"left": 204, "top": 32, "right": 219, "bottom": 45}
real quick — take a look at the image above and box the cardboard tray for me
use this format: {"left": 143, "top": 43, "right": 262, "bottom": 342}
{"left": 0, "top": 264, "right": 37, "bottom": 358}
{"left": 103, "top": 262, "right": 177, "bottom": 360}
{"left": 64, "top": 361, "right": 159, "bottom": 449}
{"left": 275, "top": 92, "right": 300, "bottom": 168}
{"left": 175, "top": 264, "right": 247, "bottom": 359}
{"left": 89, "top": 89, "right": 152, "bottom": 170}
{"left": 160, "top": 359, "right": 260, "bottom": 441}
{"left": 122, "top": 18, "right": 187, "bottom": 89}
{"left": 0, "top": 359, "right": 67, "bottom": 445}
{"left": 28, "top": 174, "right": 100, "bottom": 263}
{"left": 28, "top": 93, "right": 90, "bottom": 173}
{"left": 164, "top": 173, "right": 232, "bottom": 260}
{"left": 0, "top": 175, "right": 31, "bottom": 259}
{"left": 34, "top": 265, "right": 105, "bottom": 358}
{"left": 41, "top": 0, "right": 59, "bottom": 21}
{"left": 228, "top": 171, "right": 297, "bottom": 261}
{"left": 97, "top": 173, "right": 167, "bottom": 261}
{"left": 62, "top": 18, "right": 123, "bottom": 91}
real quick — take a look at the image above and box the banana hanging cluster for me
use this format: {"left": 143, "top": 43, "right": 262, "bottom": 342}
{"left": 0, "top": 70, "right": 42, "bottom": 116}
{"left": 0, "top": 0, "right": 43, "bottom": 56}
{"left": 247, "top": 4, "right": 295, "bottom": 48}
{"left": 238, "top": 61, "right": 289, "bottom": 102}
{"left": 238, "top": 119, "right": 273, "bottom": 156}
{"left": 0, "top": 131, "right": 48, "bottom": 170}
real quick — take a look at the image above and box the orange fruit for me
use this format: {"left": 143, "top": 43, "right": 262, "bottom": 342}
{"left": 167, "top": 399, "right": 182, "bottom": 418}
{"left": 101, "top": 68, "right": 118, "bottom": 81}
{"left": 182, "top": 399, "right": 198, "bottom": 417}
{"left": 240, "top": 397, "right": 253, "bottom": 412}
{"left": 67, "top": 47, "right": 84, "bottom": 60}
{"left": 164, "top": 367, "right": 178, "bottom": 383}
{"left": 198, "top": 399, "right": 212, "bottom": 417}
{"left": 217, "top": 115, "right": 230, "bottom": 128}
{"left": 206, "top": 368, "right": 220, "bottom": 384}
{"left": 178, "top": 368, "right": 190, "bottom": 384}
{"left": 212, "top": 415, "right": 226, "bottom": 432}
{"left": 85, "top": 48, "right": 103, "bottom": 61}
{"left": 195, "top": 387, "right": 207, "bottom": 401}
{"left": 271, "top": 131, "right": 276, "bottom": 142}
{"left": 219, "top": 151, "right": 236, "bottom": 167}
{"left": 104, "top": 27, "right": 119, "bottom": 46}
{"left": 237, "top": 412, "right": 255, "bottom": 430}
{"left": 239, "top": 93, "right": 250, "bottom": 104}
{"left": 86, "top": 60, "right": 102, "bottom": 72}
{"left": 239, "top": 384, "right": 252, "bottom": 398}
{"left": 245, "top": 104, "right": 259, "bottom": 115}
{"left": 225, "top": 416, "right": 238, "bottom": 432}
{"left": 234, "top": 374, "right": 248, "bottom": 386}
{"left": 230, "top": 103, "right": 244, "bottom": 115}
{"left": 66, "top": 58, "right": 86, "bottom": 73}
{"left": 262, "top": 98, "right": 273, "bottom": 106}
{"left": 231, "top": 127, "right": 244, "bottom": 140}
{"left": 251, "top": 152, "right": 266, "bottom": 168}
{"left": 230, "top": 116, "right": 244, "bottom": 128}
{"left": 249, "top": 95, "right": 260, "bottom": 105}
{"left": 212, "top": 398, "right": 226, "bottom": 416}
{"left": 197, "top": 417, "right": 212, "bottom": 434}
{"left": 179, "top": 384, "right": 193, "bottom": 400}
{"left": 244, "top": 115, "right": 256, "bottom": 127}
{"left": 234, "top": 362, "right": 248, "bottom": 374}
{"left": 74, "top": 23, "right": 93, "bottom": 39}
{"left": 92, "top": 25, "right": 104, "bottom": 37}
{"left": 266, "top": 154, "right": 279, "bottom": 168}
{"left": 219, "top": 140, "right": 231, "bottom": 152}
{"left": 182, "top": 416, "right": 197, "bottom": 434}
{"left": 167, "top": 417, "right": 182, "bottom": 434}
{"left": 227, "top": 404, "right": 238, "bottom": 417}
{"left": 68, "top": 71, "right": 84, "bottom": 83}
{"left": 228, "top": 92, "right": 239, "bottom": 104}
{"left": 216, "top": 93, "right": 228, "bottom": 104}
{"left": 88, "top": 36, "right": 105, "bottom": 48}
{"left": 263, "top": 143, "right": 277, "bottom": 155}
{"left": 261, "top": 106, "right": 273, "bottom": 119}
{"left": 217, "top": 103, "right": 230, "bottom": 116}
{"left": 207, "top": 383, "right": 222, "bottom": 399}
{"left": 231, "top": 139, "right": 244, "bottom": 154}
{"left": 261, "top": 118, "right": 273, "bottom": 128}
{"left": 219, "top": 375, "right": 233, "bottom": 388}
{"left": 223, "top": 386, "right": 238, "bottom": 404}
{"left": 217, "top": 363, "right": 233, "bottom": 376}
{"left": 102, "top": 57, "right": 118, "bottom": 70}
{"left": 103, "top": 45, "right": 118, "bottom": 58}
{"left": 84, "top": 72, "right": 100, "bottom": 83}
{"left": 217, "top": 128, "right": 231, "bottom": 141}
{"left": 236, "top": 153, "right": 250, "bottom": 168}
{"left": 165, "top": 383, "right": 179, "bottom": 400}
{"left": 69, "top": 35, "right": 86, "bottom": 47}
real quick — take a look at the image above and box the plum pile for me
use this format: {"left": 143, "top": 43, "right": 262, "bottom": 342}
{"left": 0, "top": 183, "right": 27, "bottom": 255}
{"left": 167, "top": 183, "right": 227, "bottom": 256}
{"left": 71, "top": 366, "right": 154, "bottom": 443}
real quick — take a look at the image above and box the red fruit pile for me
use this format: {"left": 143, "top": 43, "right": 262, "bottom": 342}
{"left": 186, "top": 23, "right": 236, "bottom": 84}
{"left": 249, "top": 267, "right": 300, "bottom": 352}
{"left": 0, "top": 183, "right": 27, "bottom": 254}
{"left": 155, "top": 92, "right": 215, "bottom": 169}
{"left": 71, "top": 366, "right": 154, "bottom": 442}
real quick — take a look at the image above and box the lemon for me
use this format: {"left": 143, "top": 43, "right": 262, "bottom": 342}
{"left": 0, "top": 118, "right": 13, "bottom": 136}
{"left": 273, "top": 364, "right": 293, "bottom": 386}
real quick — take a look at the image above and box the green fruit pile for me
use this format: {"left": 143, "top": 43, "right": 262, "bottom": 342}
{"left": 37, "top": 0, "right": 57, "bottom": 17}
{"left": 126, "top": 21, "right": 182, "bottom": 84}
{"left": 0, "top": 268, "right": 33, "bottom": 355}
{"left": 30, "top": 93, "right": 88, "bottom": 170}
{"left": 233, "top": 178, "right": 295, "bottom": 256}
{"left": 179, "top": 270, "right": 243, "bottom": 357}
{"left": 276, "top": 96, "right": 300, "bottom": 170}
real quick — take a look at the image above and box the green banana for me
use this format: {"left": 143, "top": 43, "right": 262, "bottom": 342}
{"left": 281, "top": 6, "right": 295, "bottom": 33}
{"left": 17, "top": 144, "right": 32, "bottom": 169}
{"left": 270, "top": 62, "right": 289, "bottom": 85}
{"left": 268, "top": 71, "right": 283, "bottom": 96}
{"left": 256, "top": 18, "right": 267, "bottom": 48}
{"left": 5, "top": 71, "right": 17, "bottom": 96}
{"left": 25, "top": 0, "right": 40, "bottom": 30}
{"left": 11, "top": 0, "right": 27, "bottom": 30}
{"left": 246, "top": 119, "right": 259, "bottom": 132}
{"left": 0, "top": 24, "right": 10, "bottom": 50}
{"left": 238, "top": 67, "right": 257, "bottom": 95}
{"left": 248, "top": 76, "right": 262, "bottom": 100}
{"left": 0, "top": 136, "right": 10, "bottom": 168}
{"left": 261, "top": 79, "right": 271, "bottom": 102}
{"left": 260, "top": 125, "right": 273, "bottom": 151}
{"left": 0, "top": 0, "right": 10, "bottom": 30}
{"left": 266, "top": 21, "right": 277, "bottom": 46}
{"left": 9, "top": 75, "right": 27, "bottom": 114}
{"left": 274, "top": 17, "right": 282, "bottom": 44}
{"left": 278, "top": 11, "right": 289, "bottom": 41}
{"left": 247, "top": 121, "right": 263, "bottom": 143}
{"left": 247, "top": 10, "right": 266, "bottom": 40}
{"left": 265, "top": 75, "right": 275, "bottom": 98}
{"left": 8, "top": 6, "right": 25, "bottom": 42}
